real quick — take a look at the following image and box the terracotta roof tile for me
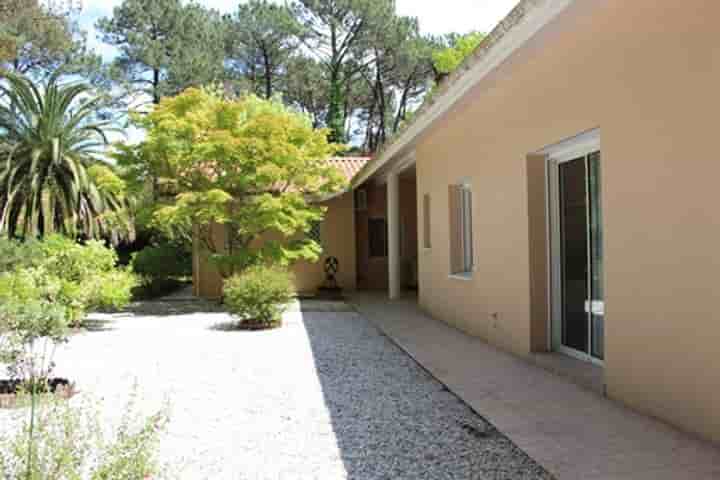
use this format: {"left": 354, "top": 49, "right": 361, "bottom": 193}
{"left": 326, "top": 156, "right": 371, "bottom": 183}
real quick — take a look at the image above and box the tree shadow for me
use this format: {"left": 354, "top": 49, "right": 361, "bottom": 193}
{"left": 207, "top": 320, "right": 244, "bottom": 332}
{"left": 121, "top": 298, "right": 228, "bottom": 317}
{"left": 207, "top": 319, "right": 282, "bottom": 332}
{"left": 296, "top": 299, "right": 357, "bottom": 313}
{"left": 75, "top": 317, "right": 116, "bottom": 333}
{"left": 301, "top": 310, "right": 553, "bottom": 479}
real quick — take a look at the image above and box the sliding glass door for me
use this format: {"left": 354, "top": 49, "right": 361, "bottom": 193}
{"left": 549, "top": 150, "right": 604, "bottom": 363}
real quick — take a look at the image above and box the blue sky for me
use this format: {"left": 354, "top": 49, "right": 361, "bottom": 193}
{"left": 78, "top": 0, "right": 518, "bottom": 63}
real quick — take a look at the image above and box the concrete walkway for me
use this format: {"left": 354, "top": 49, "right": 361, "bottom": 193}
{"left": 351, "top": 294, "right": 720, "bottom": 480}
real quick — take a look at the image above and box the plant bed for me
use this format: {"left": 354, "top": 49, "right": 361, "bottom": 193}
{"left": 211, "top": 319, "right": 283, "bottom": 331}
{"left": 238, "top": 319, "right": 283, "bottom": 331}
{"left": 0, "top": 378, "right": 77, "bottom": 409}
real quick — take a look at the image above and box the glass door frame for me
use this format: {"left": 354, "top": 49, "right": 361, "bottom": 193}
{"left": 544, "top": 130, "right": 604, "bottom": 366}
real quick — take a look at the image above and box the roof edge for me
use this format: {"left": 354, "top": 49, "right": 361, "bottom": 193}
{"left": 351, "top": 0, "right": 576, "bottom": 188}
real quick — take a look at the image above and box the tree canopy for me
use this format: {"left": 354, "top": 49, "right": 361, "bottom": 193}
{"left": 89, "top": 0, "right": 482, "bottom": 153}
{"left": 121, "top": 87, "right": 346, "bottom": 275}
{"left": 292, "top": 0, "right": 396, "bottom": 143}
{"left": 432, "top": 32, "right": 485, "bottom": 82}
{"left": 225, "top": 0, "right": 304, "bottom": 100}
{"left": 0, "top": 0, "right": 101, "bottom": 79}
{"left": 96, "top": 0, "right": 226, "bottom": 107}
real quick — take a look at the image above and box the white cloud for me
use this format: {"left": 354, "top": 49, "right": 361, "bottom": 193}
{"left": 397, "top": 0, "right": 517, "bottom": 36}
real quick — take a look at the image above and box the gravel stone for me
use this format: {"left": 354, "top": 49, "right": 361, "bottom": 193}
{"left": 0, "top": 299, "right": 553, "bottom": 480}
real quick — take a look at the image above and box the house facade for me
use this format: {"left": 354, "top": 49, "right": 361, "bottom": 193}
{"left": 193, "top": 157, "right": 369, "bottom": 299}
{"left": 195, "top": 0, "right": 720, "bottom": 444}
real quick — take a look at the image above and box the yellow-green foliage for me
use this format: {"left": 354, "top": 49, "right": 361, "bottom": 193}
{"left": 432, "top": 32, "right": 485, "bottom": 76}
{"left": 87, "top": 164, "right": 127, "bottom": 199}
{"left": 224, "top": 266, "right": 296, "bottom": 325}
{"left": 125, "top": 87, "right": 347, "bottom": 275}
{"left": 0, "top": 236, "right": 139, "bottom": 325}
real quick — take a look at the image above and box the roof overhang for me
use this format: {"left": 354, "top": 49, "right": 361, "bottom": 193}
{"left": 351, "top": 0, "right": 577, "bottom": 189}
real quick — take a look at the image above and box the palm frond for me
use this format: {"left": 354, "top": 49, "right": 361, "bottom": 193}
{"left": 0, "top": 73, "right": 131, "bottom": 242}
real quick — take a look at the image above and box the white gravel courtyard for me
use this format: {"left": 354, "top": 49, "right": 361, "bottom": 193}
{"left": 1, "top": 297, "right": 552, "bottom": 479}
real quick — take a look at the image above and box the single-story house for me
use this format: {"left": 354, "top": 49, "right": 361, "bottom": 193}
{"left": 194, "top": 0, "right": 720, "bottom": 444}
{"left": 192, "top": 157, "right": 374, "bottom": 299}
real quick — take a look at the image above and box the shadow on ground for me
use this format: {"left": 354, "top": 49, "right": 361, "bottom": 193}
{"left": 207, "top": 299, "right": 351, "bottom": 331}
{"left": 122, "top": 298, "right": 228, "bottom": 317}
{"left": 76, "top": 317, "right": 116, "bottom": 333}
{"left": 301, "top": 306, "right": 554, "bottom": 480}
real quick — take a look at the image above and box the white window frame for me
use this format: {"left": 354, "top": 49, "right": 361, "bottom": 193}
{"left": 450, "top": 180, "right": 474, "bottom": 280}
{"left": 423, "top": 193, "right": 432, "bottom": 250}
{"left": 543, "top": 128, "right": 604, "bottom": 366}
{"left": 460, "top": 185, "right": 474, "bottom": 273}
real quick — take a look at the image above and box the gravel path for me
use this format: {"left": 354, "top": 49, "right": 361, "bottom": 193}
{"left": 1, "top": 298, "right": 552, "bottom": 479}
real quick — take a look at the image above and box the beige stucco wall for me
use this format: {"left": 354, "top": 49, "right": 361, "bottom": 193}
{"left": 193, "top": 223, "right": 226, "bottom": 299}
{"left": 193, "top": 191, "right": 357, "bottom": 298}
{"left": 292, "top": 192, "right": 358, "bottom": 294}
{"left": 413, "top": 0, "right": 720, "bottom": 442}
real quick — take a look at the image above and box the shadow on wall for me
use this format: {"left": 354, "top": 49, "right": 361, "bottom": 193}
{"left": 300, "top": 305, "right": 552, "bottom": 479}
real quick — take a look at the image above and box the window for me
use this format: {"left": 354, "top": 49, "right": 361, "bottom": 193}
{"left": 368, "top": 218, "right": 388, "bottom": 258}
{"left": 355, "top": 189, "right": 368, "bottom": 211}
{"left": 423, "top": 194, "right": 431, "bottom": 249}
{"left": 308, "top": 220, "right": 323, "bottom": 249}
{"left": 449, "top": 183, "right": 473, "bottom": 275}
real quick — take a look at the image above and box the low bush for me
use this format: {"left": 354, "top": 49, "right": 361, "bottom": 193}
{"left": 131, "top": 277, "right": 186, "bottom": 301}
{"left": 87, "top": 270, "right": 140, "bottom": 312}
{"left": 130, "top": 244, "right": 192, "bottom": 300}
{"left": 131, "top": 244, "right": 192, "bottom": 280}
{"left": 223, "top": 266, "right": 296, "bottom": 327}
{"left": 0, "top": 236, "right": 139, "bottom": 325}
{"left": 0, "top": 393, "right": 170, "bottom": 480}
{"left": 41, "top": 236, "right": 118, "bottom": 281}
{"left": 0, "top": 239, "right": 44, "bottom": 272}
{"left": 0, "top": 298, "right": 69, "bottom": 385}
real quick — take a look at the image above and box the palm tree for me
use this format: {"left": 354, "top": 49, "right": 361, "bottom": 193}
{"left": 0, "top": 72, "right": 132, "bottom": 240}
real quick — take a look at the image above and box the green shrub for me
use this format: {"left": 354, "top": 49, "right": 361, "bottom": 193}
{"left": 0, "top": 297, "right": 69, "bottom": 385}
{"left": 41, "top": 236, "right": 118, "bottom": 281}
{"left": 0, "top": 393, "right": 170, "bottom": 480}
{"left": 131, "top": 244, "right": 192, "bottom": 280}
{"left": 223, "top": 266, "right": 296, "bottom": 326}
{"left": 87, "top": 270, "right": 140, "bottom": 312}
{"left": 0, "top": 268, "right": 59, "bottom": 304}
{"left": 131, "top": 277, "right": 186, "bottom": 301}
{"left": 130, "top": 244, "right": 192, "bottom": 300}
{"left": 0, "top": 236, "right": 139, "bottom": 325}
{"left": 0, "top": 235, "right": 117, "bottom": 277}
{"left": 0, "top": 238, "right": 45, "bottom": 272}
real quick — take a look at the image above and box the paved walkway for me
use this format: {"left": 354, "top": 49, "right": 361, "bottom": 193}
{"left": 351, "top": 293, "right": 720, "bottom": 480}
